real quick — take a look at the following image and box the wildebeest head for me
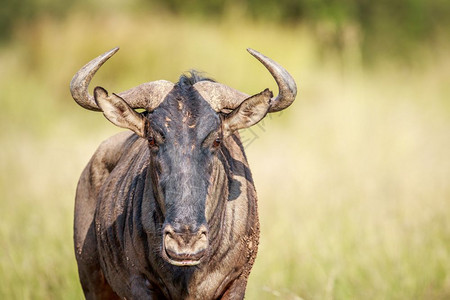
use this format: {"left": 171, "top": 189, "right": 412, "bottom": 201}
{"left": 70, "top": 48, "right": 296, "bottom": 266}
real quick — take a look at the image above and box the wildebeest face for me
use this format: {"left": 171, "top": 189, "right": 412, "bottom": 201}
{"left": 146, "top": 88, "right": 222, "bottom": 266}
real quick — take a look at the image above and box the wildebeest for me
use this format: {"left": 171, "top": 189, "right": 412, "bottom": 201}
{"left": 70, "top": 47, "right": 297, "bottom": 299}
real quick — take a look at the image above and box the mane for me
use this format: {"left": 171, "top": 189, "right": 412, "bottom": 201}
{"left": 173, "top": 71, "right": 217, "bottom": 117}
{"left": 177, "top": 70, "right": 215, "bottom": 90}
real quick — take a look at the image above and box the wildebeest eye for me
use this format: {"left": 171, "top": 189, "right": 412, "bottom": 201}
{"left": 213, "top": 137, "right": 221, "bottom": 148}
{"left": 202, "top": 131, "right": 221, "bottom": 150}
{"left": 148, "top": 136, "right": 156, "bottom": 147}
{"left": 148, "top": 130, "right": 165, "bottom": 149}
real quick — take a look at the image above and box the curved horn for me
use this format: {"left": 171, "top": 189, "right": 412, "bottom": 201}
{"left": 247, "top": 48, "right": 297, "bottom": 112}
{"left": 70, "top": 48, "right": 119, "bottom": 111}
{"left": 70, "top": 47, "right": 174, "bottom": 111}
{"left": 193, "top": 49, "right": 297, "bottom": 113}
{"left": 116, "top": 80, "right": 175, "bottom": 111}
{"left": 192, "top": 81, "right": 249, "bottom": 112}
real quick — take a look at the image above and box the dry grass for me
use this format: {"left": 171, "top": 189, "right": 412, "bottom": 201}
{"left": 1, "top": 10, "right": 449, "bottom": 299}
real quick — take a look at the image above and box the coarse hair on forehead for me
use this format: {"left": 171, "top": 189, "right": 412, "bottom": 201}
{"left": 177, "top": 70, "right": 215, "bottom": 89}
{"left": 174, "top": 70, "right": 216, "bottom": 117}
{"left": 147, "top": 71, "right": 221, "bottom": 139}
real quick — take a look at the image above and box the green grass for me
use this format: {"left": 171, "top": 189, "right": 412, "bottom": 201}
{"left": 1, "top": 10, "right": 449, "bottom": 299}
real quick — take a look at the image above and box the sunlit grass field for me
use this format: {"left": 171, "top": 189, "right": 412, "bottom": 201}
{"left": 1, "top": 10, "right": 449, "bottom": 299}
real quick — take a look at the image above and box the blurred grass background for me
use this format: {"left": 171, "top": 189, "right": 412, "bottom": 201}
{"left": 1, "top": 0, "right": 449, "bottom": 299}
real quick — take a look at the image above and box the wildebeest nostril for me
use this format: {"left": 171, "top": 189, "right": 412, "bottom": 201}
{"left": 163, "top": 225, "right": 175, "bottom": 238}
{"left": 197, "top": 225, "right": 208, "bottom": 237}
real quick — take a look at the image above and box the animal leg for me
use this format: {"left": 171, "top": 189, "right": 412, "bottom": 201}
{"left": 220, "top": 276, "right": 248, "bottom": 300}
{"left": 78, "top": 266, "right": 120, "bottom": 300}
{"left": 76, "top": 221, "right": 121, "bottom": 300}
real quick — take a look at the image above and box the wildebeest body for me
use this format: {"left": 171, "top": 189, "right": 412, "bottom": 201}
{"left": 76, "top": 81, "right": 259, "bottom": 299}
{"left": 71, "top": 48, "right": 296, "bottom": 299}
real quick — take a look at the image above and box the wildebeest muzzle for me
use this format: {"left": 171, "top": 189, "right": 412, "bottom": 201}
{"left": 162, "top": 223, "right": 209, "bottom": 266}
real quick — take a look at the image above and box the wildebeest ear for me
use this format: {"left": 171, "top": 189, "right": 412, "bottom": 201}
{"left": 94, "top": 86, "right": 147, "bottom": 138}
{"left": 222, "top": 89, "right": 272, "bottom": 137}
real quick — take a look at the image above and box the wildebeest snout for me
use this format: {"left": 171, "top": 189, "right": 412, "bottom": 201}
{"left": 163, "top": 224, "right": 208, "bottom": 266}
